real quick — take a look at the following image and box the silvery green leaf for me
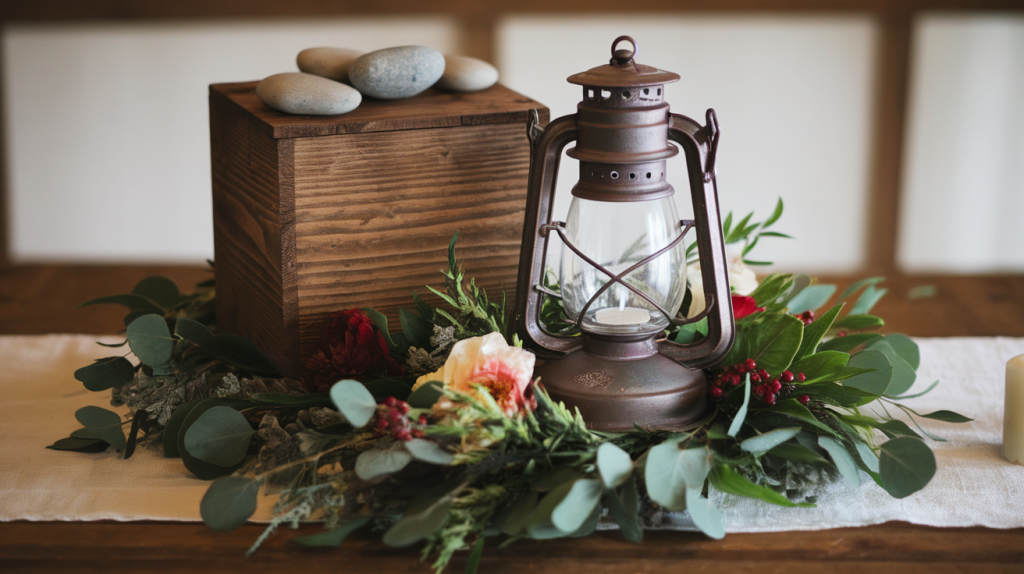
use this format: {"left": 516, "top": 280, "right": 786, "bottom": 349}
{"left": 645, "top": 441, "right": 709, "bottom": 511}
{"left": 200, "top": 476, "right": 260, "bottom": 532}
{"left": 330, "top": 379, "right": 377, "bottom": 428}
{"left": 355, "top": 443, "right": 412, "bottom": 480}
{"left": 740, "top": 427, "right": 800, "bottom": 454}
{"left": 685, "top": 488, "right": 724, "bottom": 539}
{"left": 818, "top": 436, "right": 861, "bottom": 487}
{"left": 404, "top": 439, "right": 454, "bottom": 465}
{"left": 596, "top": 442, "right": 633, "bottom": 489}
{"left": 551, "top": 478, "right": 602, "bottom": 533}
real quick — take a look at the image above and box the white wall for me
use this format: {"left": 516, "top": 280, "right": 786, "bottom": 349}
{"left": 899, "top": 14, "right": 1024, "bottom": 273}
{"left": 4, "top": 14, "right": 1023, "bottom": 274}
{"left": 2, "top": 18, "right": 458, "bottom": 262}
{"left": 499, "top": 16, "right": 877, "bottom": 273}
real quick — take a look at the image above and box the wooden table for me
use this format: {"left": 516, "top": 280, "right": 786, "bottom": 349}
{"left": 2, "top": 264, "right": 1023, "bottom": 573}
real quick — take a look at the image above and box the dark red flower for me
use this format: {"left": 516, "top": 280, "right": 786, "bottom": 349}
{"left": 303, "top": 309, "right": 404, "bottom": 393}
{"left": 732, "top": 294, "right": 765, "bottom": 320}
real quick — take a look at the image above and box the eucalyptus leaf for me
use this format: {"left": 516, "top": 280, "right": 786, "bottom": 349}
{"left": 849, "top": 283, "right": 888, "bottom": 316}
{"left": 126, "top": 314, "right": 174, "bottom": 372}
{"left": 795, "top": 303, "right": 844, "bottom": 361}
{"left": 709, "top": 465, "right": 811, "bottom": 507}
{"left": 685, "top": 488, "right": 725, "bottom": 539}
{"left": 47, "top": 436, "right": 109, "bottom": 453}
{"left": 75, "top": 406, "right": 126, "bottom": 450}
{"left": 495, "top": 490, "right": 538, "bottom": 536}
{"left": 728, "top": 374, "right": 751, "bottom": 437}
{"left": 330, "top": 379, "right": 377, "bottom": 428}
{"left": 551, "top": 478, "right": 603, "bottom": 533}
{"left": 596, "top": 442, "right": 633, "bottom": 489}
{"left": 817, "top": 436, "right": 861, "bottom": 487}
{"left": 884, "top": 334, "right": 920, "bottom": 370}
{"left": 875, "top": 419, "right": 922, "bottom": 439}
{"left": 131, "top": 276, "right": 183, "bottom": 309}
{"left": 294, "top": 517, "right": 370, "bottom": 547}
{"left": 200, "top": 476, "right": 260, "bottom": 532}
{"left": 605, "top": 478, "right": 642, "bottom": 543}
{"left": 183, "top": 406, "right": 256, "bottom": 467}
{"left": 175, "top": 319, "right": 280, "bottom": 377}
{"left": 843, "top": 349, "right": 892, "bottom": 396}
{"left": 407, "top": 380, "right": 444, "bottom": 408}
{"left": 787, "top": 284, "right": 836, "bottom": 315}
{"left": 740, "top": 427, "right": 800, "bottom": 454}
{"left": 855, "top": 441, "right": 880, "bottom": 473}
{"left": 176, "top": 399, "right": 252, "bottom": 479}
{"left": 79, "top": 293, "right": 163, "bottom": 313}
{"left": 163, "top": 399, "right": 202, "bottom": 457}
{"left": 645, "top": 442, "right": 710, "bottom": 511}
{"left": 878, "top": 437, "right": 936, "bottom": 498}
{"left": 404, "top": 438, "right": 454, "bottom": 465}
{"left": 355, "top": 443, "right": 413, "bottom": 480}
{"left": 70, "top": 428, "right": 99, "bottom": 439}
{"left": 867, "top": 340, "right": 917, "bottom": 397}
{"left": 532, "top": 467, "right": 584, "bottom": 492}
{"left": 74, "top": 356, "right": 136, "bottom": 392}
{"left": 524, "top": 480, "right": 575, "bottom": 537}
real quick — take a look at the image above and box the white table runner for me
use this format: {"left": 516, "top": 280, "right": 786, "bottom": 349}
{"left": 1, "top": 334, "right": 1022, "bottom": 531}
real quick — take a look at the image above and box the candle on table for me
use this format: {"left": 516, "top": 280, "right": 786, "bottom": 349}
{"left": 594, "top": 306, "right": 650, "bottom": 325}
{"left": 1004, "top": 354, "right": 1024, "bottom": 464}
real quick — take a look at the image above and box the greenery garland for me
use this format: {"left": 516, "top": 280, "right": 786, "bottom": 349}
{"left": 50, "top": 202, "right": 971, "bottom": 573}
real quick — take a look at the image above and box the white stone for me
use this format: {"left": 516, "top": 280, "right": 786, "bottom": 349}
{"left": 296, "top": 47, "right": 362, "bottom": 83}
{"left": 255, "top": 72, "right": 361, "bottom": 116}
{"left": 349, "top": 46, "right": 445, "bottom": 100}
{"left": 434, "top": 55, "right": 498, "bottom": 92}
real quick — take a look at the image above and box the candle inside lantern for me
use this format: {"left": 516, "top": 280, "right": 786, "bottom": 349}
{"left": 1004, "top": 354, "right": 1024, "bottom": 464}
{"left": 594, "top": 306, "right": 651, "bottom": 325}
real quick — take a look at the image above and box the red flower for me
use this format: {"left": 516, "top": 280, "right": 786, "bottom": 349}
{"left": 303, "top": 309, "right": 404, "bottom": 393}
{"left": 732, "top": 294, "right": 765, "bottom": 320}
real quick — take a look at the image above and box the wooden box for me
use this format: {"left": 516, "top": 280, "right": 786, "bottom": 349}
{"left": 209, "top": 82, "right": 548, "bottom": 377}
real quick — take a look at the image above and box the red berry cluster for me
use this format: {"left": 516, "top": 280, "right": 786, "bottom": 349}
{"left": 798, "top": 310, "right": 815, "bottom": 326}
{"left": 374, "top": 396, "right": 427, "bottom": 441}
{"left": 708, "top": 358, "right": 809, "bottom": 407}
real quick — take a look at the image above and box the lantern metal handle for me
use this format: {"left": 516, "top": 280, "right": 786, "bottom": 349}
{"left": 515, "top": 110, "right": 582, "bottom": 356}
{"left": 657, "top": 110, "right": 735, "bottom": 369}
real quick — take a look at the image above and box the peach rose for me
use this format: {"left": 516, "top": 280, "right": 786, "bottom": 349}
{"left": 413, "top": 332, "right": 535, "bottom": 416}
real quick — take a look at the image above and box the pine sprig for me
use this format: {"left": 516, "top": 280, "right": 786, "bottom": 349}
{"left": 426, "top": 232, "right": 509, "bottom": 341}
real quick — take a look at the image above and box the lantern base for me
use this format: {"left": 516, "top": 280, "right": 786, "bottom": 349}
{"left": 535, "top": 335, "right": 708, "bottom": 432}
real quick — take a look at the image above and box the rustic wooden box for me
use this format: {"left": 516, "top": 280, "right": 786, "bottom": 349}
{"left": 209, "top": 82, "right": 548, "bottom": 377}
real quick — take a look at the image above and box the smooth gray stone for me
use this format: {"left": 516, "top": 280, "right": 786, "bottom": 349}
{"left": 434, "top": 55, "right": 498, "bottom": 92}
{"left": 296, "top": 47, "right": 362, "bottom": 83}
{"left": 256, "top": 72, "right": 361, "bottom": 115}
{"left": 349, "top": 46, "right": 445, "bottom": 100}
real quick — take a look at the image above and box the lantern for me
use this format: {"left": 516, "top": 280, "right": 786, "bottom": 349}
{"left": 514, "top": 36, "right": 735, "bottom": 431}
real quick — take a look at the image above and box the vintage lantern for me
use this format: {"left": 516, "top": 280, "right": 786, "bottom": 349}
{"left": 514, "top": 36, "right": 735, "bottom": 431}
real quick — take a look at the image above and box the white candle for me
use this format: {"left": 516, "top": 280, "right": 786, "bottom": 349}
{"left": 594, "top": 306, "right": 651, "bottom": 325}
{"left": 1004, "top": 354, "right": 1024, "bottom": 464}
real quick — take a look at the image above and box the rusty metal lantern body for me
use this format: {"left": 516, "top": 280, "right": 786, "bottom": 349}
{"left": 515, "top": 37, "right": 735, "bottom": 431}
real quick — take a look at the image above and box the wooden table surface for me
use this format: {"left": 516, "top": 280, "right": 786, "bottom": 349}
{"left": 2, "top": 264, "right": 1023, "bottom": 573}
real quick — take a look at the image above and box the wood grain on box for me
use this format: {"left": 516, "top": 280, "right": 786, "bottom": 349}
{"left": 210, "top": 81, "right": 548, "bottom": 377}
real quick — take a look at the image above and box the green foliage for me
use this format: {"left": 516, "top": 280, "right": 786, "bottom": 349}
{"left": 330, "top": 379, "right": 377, "bottom": 428}
{"left": 294, "top": 517, "right": 370, "bottom": 547}
{"left": 426, "top": 232, "right": 510, "bottom": 341}
{"left": 407, "top": 381, "right": 444, "bottom": 408}
{"left": 183, "top": 406, "right": 256, "bottom": 467}
{"left": 200, "top": 476, "right": 261, "bottom": 532}
{"left": 75, "top": 406, "right": 126, "bottom": 451}
{"left": 878, "top": 437, "right": 936, "bottom": 498}
{"left": 176, "top": 399, "right": 251, "bottom": 480}
{"left": 126, "top": 314, "right": 174, "bottom": 375}
{"left": 644, "top": 442, "right": 710, "bottom": 512}
{"left": 596, "top": 443, "right": 633, "bottom": 489}
{"left": 706, "top": 198, "right": 790, "bottom": 266}
{"left": 74, "top": 356, "right": 136, "bottom": 392}
{"left": 355, "top": 442, "right": 413, "bottom": 480}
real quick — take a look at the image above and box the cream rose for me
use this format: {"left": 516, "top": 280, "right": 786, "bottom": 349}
{"left": 685, "top": 245, "right": 758, "bottom": 319}
{"left": 413, "top": 332, "right": 535, "bottom": 416}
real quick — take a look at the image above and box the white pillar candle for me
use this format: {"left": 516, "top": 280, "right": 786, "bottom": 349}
{"left": 594, "top": 306, "right": 651, "bottom": 325}
{"left": 1004, "top": 354, "right": 1024, "bottom": 464}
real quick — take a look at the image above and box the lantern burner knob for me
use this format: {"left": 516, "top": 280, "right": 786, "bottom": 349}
{"left": 611, "top": 35, "right": 637, "bottom": 66}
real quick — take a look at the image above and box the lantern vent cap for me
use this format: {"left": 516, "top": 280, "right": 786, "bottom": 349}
{"left": 567, "top": 36, "right": 680, "bottom": 88}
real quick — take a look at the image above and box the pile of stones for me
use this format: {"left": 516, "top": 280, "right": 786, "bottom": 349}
{"left": 256, "top": 46, "right": 499, "bottom": 116}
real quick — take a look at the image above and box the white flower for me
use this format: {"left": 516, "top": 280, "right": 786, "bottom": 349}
{"left": 685, "top": 244, "right": 758, "bottom": 318}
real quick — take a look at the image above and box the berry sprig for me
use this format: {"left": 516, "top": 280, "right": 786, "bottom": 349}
{"left": 374, "top": 396, "right": 428, "bottom": 441}
{"left": 707, "top": 358, "right": 808, "bottom": 406}
{"left": 797, "top": 310, "right": 815, "bottom": 326}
